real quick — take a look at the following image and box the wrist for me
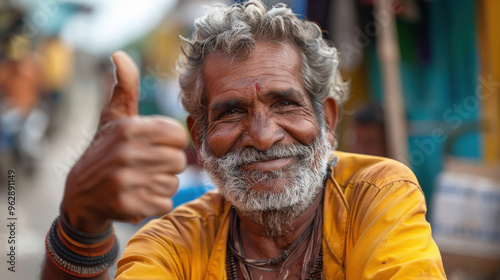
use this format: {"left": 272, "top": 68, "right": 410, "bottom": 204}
{"left": 61, "top": 203, "right": 111, "bottom": 235}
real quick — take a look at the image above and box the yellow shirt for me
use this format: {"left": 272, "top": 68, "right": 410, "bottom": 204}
{"left": 115, "top": 152, "right": 446, "bottom": 279}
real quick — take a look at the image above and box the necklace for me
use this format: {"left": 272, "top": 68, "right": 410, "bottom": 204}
{"left": 226, "top": 245, "right": 323, "bottom": 279}
{"left": 226, "top": 192, "right": 324, "bottom": 279}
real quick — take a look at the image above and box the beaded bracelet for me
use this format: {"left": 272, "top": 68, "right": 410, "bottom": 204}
{"left": 45, "top": 217, "right": 119, "bottom": 278}
{"left": 59, "top": 212, "right": 113, "bottom": 245}
{"left": 56, "top": 221, "right": 116, "bottom": 257}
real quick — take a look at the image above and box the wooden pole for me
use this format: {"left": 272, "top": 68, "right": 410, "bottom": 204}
{"left": 374, "top": 0, "right": 409, "bottom": 163}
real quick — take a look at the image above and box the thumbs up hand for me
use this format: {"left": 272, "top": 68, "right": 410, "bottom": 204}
{"left": 61, "top": 51, "right": 188, "bottom": 234}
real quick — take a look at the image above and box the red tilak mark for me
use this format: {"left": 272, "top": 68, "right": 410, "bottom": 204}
{"left": 255, "top": 82, "right": 260, "bottom": 92}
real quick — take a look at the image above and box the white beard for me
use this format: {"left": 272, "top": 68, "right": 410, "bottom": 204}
{"left": 200, "top": 127, "right": 331, "bottom": 236}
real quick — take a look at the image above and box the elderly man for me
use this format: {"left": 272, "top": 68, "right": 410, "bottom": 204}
{"left": 41, "top": 1, "right": 446, "bottom": 279}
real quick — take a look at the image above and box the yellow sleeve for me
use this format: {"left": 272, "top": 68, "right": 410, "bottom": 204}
{"left": 115, "top": 233, "right": 187, "bottom": 280}
{"left": 345, "top": 181, "right": 447, "bottom": 280}
{"left": 113, "top": 192, "right": 229, "bottom": 280}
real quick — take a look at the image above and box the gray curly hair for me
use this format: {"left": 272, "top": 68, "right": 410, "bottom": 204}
{"left": 177, "top": 0, "right": 349, "bottom": 142}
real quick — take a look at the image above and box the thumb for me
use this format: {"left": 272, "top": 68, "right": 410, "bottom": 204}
{"left": 100, "top": 51, "right": 139, "bottom": 126}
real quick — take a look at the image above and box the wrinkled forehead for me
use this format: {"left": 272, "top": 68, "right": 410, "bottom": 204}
{"left": 202, "top": 41, "right": 303, "bottom": 88}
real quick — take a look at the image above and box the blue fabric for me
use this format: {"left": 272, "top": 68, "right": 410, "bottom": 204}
{"left": 173, "top": 185, "right": 215, "bottom": 208}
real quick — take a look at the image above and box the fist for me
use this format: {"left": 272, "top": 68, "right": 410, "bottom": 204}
{"left": 62, "top": 51, "right": 188, "bottom": 234}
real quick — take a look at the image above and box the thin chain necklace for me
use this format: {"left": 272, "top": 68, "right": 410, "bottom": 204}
{"left": 226, "top": 192, "right": 324, "bottom": 279}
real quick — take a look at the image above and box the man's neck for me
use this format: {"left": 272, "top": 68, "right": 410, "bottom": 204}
{"left": 234, "top": 190, "right": 323, "bottom": 259}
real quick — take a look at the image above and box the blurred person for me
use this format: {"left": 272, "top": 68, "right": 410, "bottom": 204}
{"left": 38, "top": 36, "right": 74, "bottom": 134}
{"left": 41, "top": 1, "right": 445, "bottom": 279}
{"left": 0, "top": 49, "right": 40, "bottom": 115}
{"left": 349, "top": 102, "right": 388, "bottom": 157}
{"left": 0, "top": 34, "right": 48, "bottom": 173}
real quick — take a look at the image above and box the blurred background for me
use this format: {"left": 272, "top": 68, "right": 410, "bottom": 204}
{"left": 0, "top": 0, "right": 498, "bottom": 279}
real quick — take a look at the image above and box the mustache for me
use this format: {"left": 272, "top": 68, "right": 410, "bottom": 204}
{"left": 218, "top": 143, "right": 314, "bottom": 168}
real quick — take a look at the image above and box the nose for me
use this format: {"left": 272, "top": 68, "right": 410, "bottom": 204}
{"left": 242, "top": 113, "right": 285, "bottom": 151}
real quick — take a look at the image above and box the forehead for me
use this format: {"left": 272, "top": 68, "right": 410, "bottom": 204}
{"left": 202, "top": 41, "right": 305, "bottom": 101}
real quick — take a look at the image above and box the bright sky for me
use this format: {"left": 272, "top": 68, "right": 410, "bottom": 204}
{"left": 58, "top": 0, "right": 177, "bottom": 55}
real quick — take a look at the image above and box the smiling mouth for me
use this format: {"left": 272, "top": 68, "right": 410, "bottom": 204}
{"left": 242, "top": 157, "right": 294, "bottom": 172}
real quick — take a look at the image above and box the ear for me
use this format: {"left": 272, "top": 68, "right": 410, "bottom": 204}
{"left": 323, "top": 97, "right": 338, "bottom": 146}
{"left": 187, "top": 115, "right": 201, "bottom": 152}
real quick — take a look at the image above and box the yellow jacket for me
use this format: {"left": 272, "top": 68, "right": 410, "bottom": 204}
{"left": 115, "top": 152, "right": 446, "bottom": 279}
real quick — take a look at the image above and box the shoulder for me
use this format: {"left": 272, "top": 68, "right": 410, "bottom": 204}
{"left": 117, "top": 192, "right": 230, "bottom": 262}
{"left": 116, "top": 191, "right": 230, "bottom": 278}
{"left": 332, "top": 151, "right": 419, "bottom": 191}
{"left": 328, "top": 151, "right": 424, "bottom": 210}
{"left": 132, "top": 191, "right": 228, "bottom": 247}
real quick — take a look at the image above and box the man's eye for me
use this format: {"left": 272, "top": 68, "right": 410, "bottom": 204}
{"left": 219, "top": 109, "right": 240, "bottom": 118}
{"left": 277, "top": 100, "right": 297, "bottom": 107}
